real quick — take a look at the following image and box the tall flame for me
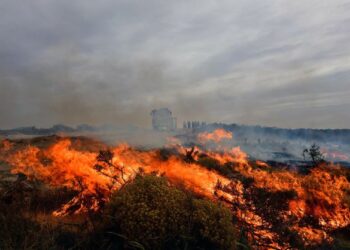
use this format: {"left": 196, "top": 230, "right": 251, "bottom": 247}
{"left": 2, "top": 131, "right": 350, "bottom": 248}
{"left": 6, "top": 139, "right": 234, "bottom": 215}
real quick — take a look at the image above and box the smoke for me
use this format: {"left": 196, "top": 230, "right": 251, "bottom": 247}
{"left": 0, "top": 52, "right": 174, "bottom": 128}
{"left": 1, "top": 0, "right": 350, "bottom": 129}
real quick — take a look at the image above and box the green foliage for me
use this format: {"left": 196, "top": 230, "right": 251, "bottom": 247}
{"left": 105, "top": 174, "right": 238, "bottom": 250}
{"left": 192, "top": 199, "right": 237, "bottom": 250}
{"left": 106, "top": 175, "right": 190, "bottom": 249}
{"left": 0, "top": 174, "right": 239, "bottom": 250}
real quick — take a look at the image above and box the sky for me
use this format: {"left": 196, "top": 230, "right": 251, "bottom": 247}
{"left": 0, "top": 0, "right": 350, "bottom": 129}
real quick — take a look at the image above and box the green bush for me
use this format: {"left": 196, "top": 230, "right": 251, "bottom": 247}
{"left": 105, "top": 174, "right": 238, "bottom": 250}
{"left": 0, "top": 174, "right": 239, "bottom": 250}
{"left": 106, "top": 175, "right": 190, "bottom": 249}
{"left": 192, "top": 199, "right": 237, "bottom": 250}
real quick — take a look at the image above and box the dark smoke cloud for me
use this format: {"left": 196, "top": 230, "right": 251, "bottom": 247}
{"left": 0, "top": 0, "right": 350, "bottom": 129}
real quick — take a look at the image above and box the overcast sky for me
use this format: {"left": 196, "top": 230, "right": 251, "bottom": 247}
{"left": 0, "top": 0, "right": 349, "bottom": 129}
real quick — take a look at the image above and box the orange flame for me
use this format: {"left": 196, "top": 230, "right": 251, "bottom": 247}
{"left": 197, "top": 128, "right": 232, "bottom": 143}
{"left": 3, "top": 133, "right": 350, "bottom": 247}
{"left": 6, "top": 139, "right": 234, "bottom": 215}
{"left": 206, "top": 146, "right": 248, "bottom": 166}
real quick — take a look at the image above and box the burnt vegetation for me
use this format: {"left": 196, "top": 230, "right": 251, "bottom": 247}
{"left": 0, "top": 173, "right": 240, "bottom": 250}
{"left": 1, "top": 136, "right": 350, "bottom": 249}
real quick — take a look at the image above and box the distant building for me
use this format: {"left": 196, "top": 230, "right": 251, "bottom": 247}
{"left": 151, "top": 108, "right": 177, "bottom": 131}
{"left": 183, "top": 121, "right": 206, "bottom": 129}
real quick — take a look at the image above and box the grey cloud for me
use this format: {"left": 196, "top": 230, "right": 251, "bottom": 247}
{"left": 0, "top": 0, "right": 349, "bottom": 129}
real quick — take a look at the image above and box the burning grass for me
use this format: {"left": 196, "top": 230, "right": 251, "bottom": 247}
{"left": 1, "top": 130, "right": 350, "bottom": 249}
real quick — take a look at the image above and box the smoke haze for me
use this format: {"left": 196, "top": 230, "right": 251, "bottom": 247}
{"left": 1, "top": 0, "right": 350, "bottom": 129}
